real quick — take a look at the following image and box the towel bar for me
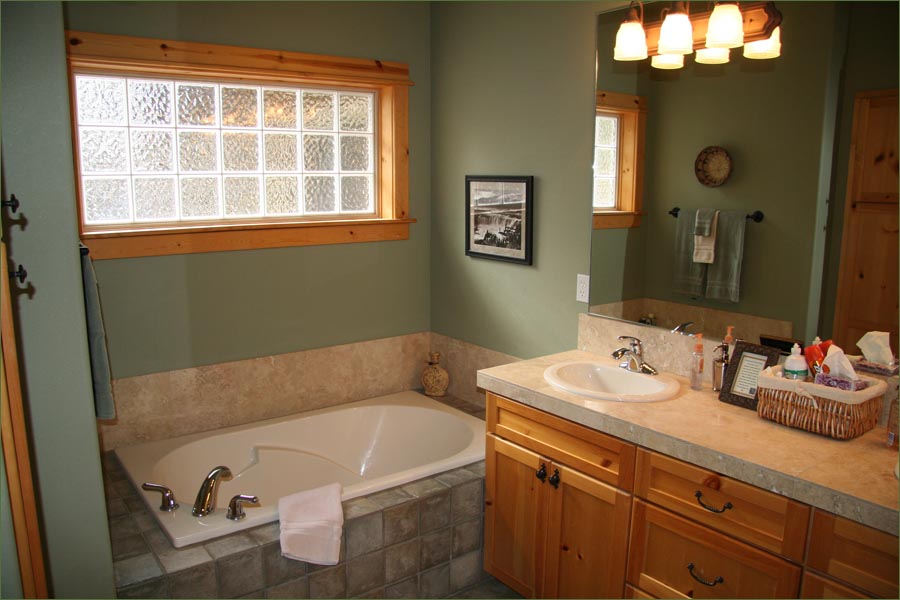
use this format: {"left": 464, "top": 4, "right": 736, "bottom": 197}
{"left": 668, "top": 207, "right": 764, "bottom": 222}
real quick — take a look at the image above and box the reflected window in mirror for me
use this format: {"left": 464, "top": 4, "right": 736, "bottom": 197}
{"left": 592, "top": 91, "right": 647, "bottom": 230}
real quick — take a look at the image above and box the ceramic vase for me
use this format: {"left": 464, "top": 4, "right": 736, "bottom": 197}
{"left": 422, "top": 352, "right": 449, "bottom": 397}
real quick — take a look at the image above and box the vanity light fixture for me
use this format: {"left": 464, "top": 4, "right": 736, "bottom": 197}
{"left": 657, "top": 2, "right": 694, "bottom": 55}
{"left": 651, "top": 53, "right": 685, "bottom": 69}
{"left": 613, "top": 1, "right": 783, "bottom": 69}
{"left": 743, "top": 25, "right": 781, "bottom": 59}
{"left": 695, "top": 46, "right": 731, "bottom": 64}
{"left": 614, "top": 1, "right": 648, "bottom": 61}
{"left": 706, "top": 2, "right": 745, "bottom": 48}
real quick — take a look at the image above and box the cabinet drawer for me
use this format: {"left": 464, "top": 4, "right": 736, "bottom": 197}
{"left": 801, "top": 571, "right": 873, "bottom": 599}
{"left": 625, "top": 584, "right": 656, "bottom": 598}
{"left": 806, "top": 510, "right": 899, "bottom": 598}
{"left": 627, "top": 499, "right": 802, "bottom": 599}
{"left": 486, "top": 393, "right": 635, "bottom": 490}
{"left": 634, "top": 449, "right": 810, "bottom": 562}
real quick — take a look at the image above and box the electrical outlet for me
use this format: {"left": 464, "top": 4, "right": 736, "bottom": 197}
{"left": 576, "top": 274, "right": 590, "bottom": 303}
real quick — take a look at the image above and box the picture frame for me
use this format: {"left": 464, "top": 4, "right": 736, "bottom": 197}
{"left": 465, "top": 175, "right": 533, "bottom": 265}
{"left": 718, "top": 340, "right": 782, "bottom": 410}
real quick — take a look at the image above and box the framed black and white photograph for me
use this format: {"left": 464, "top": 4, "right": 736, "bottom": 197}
{"left": 718, "top": 341, "right": 782, "bottom": 410}
{"left": 465, "top": 175, "right": 533, "bottom": 265}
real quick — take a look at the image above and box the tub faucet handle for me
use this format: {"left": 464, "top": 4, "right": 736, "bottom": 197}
{"left": 142, "top": 483, "right": 179, "bottom": 512}
{"left": 226, "top": 494, "right": 259, "bottom": 521}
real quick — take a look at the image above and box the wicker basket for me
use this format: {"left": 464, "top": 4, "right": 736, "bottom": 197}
{"left": 756, "top": 366, "right": 887, "bottom": 440}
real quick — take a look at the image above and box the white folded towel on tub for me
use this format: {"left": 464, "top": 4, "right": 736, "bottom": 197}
{"left": 278, "top": 482, "right": 344, "bottom": 564}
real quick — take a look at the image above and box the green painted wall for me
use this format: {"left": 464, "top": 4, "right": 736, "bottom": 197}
{"left": 63, "top": 1, "right": 432, "bottom": 378}
{"left": 591, "top": 2, "right": 845, "bottom": 341}
{"left": 1, "top": 3, "right": 115, "bottom": 596}
{"left": 819, "top": 1, "right": 899, "bottom": 338}
{"left": 430, "top": 1, "right": 600, "bottom": 359}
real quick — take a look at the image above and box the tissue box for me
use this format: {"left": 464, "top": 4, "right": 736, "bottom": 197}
{"left": 814, "top": 372, "right": 870, "bottom": 391}
{"left": 853, "top": 358, "right": 899, "bottom": 377}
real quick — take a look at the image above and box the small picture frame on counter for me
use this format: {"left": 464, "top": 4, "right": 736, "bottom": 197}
{"left": 719, "top": 341, "right": 782, "bottom": 410}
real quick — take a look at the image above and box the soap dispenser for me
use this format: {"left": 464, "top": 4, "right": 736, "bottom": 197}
{"left": 712, "top": 342, "right": 729, "bottom": 392}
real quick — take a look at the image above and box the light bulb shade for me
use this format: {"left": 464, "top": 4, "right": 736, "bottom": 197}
{"left": 658, "top": 12, "right": 694, "bottom": 55}
{"left": 743, "top": 26, "right": 781, "bottom": 59}
{"left": 614, "top": 21, "right": 648, "bottom": 61}
{"left": 651, "top": 53, "right": 685, "bottom": 69}
{"left": 695, "top": 47, "right": 730, "bottom": 64}
{"left": 706, "top": 3, "right": 744, "bottom": 48}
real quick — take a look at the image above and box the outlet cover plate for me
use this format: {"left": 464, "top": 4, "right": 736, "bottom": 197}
{"left": 576, "top": 274, "right": 590, "bottom": 303}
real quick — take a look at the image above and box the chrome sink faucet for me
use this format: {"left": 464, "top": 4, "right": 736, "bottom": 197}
{"left": 192, "top": 466, "right": 232, "bottom": 517}
{"left": 612, "top": 335, "right": 658, "bottom": 375}
{"left": 671, "top": 321, "right": 694, "bottom": 334}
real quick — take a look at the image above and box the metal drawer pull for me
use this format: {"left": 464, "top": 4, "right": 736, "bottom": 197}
{"left": 686, "top": 562, "right": 724, "bottom": 587}
{"left": 694, "top": 490, "right": 733, "bottom": 513}
{"left": 536, "top": 463, "right": 547, "bottom": 482}
{"left": 548, "top": 469, "right": 560, "bottom": 489}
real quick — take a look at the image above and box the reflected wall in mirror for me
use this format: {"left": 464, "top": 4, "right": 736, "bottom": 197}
{"left": 590, "top": 1, "right": 898, "bottom": 352}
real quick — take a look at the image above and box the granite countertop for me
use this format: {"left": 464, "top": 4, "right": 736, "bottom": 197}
{"left": 476, "top": 349, "right": 899, "bottom": 535}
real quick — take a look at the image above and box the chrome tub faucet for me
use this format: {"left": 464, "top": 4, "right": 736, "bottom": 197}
{"left": 192, "top": 466, "right": 232, "bottom": 517}
{"left": 613, "top": 335, "right": 658, "bottom": 375}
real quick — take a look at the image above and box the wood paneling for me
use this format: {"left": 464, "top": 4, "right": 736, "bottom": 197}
{"left": 801, "top": 571, "right": 873, "bottom": 599}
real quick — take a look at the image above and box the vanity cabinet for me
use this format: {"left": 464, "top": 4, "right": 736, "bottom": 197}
{"left": 482, "top": 392, "right": 899, "bottom": 599}
{"left": 484, "top": 393, "right": 635, "bottom": 598}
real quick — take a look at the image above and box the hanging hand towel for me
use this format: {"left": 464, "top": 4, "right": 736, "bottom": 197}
{"left": 80, "top": 244, "right": 115, "bottom": 420}
{"left": 672, "top": 208, "right": 706, "bottom": 298}
{"left": 278, "top": 482, "right": 343, "bottom": 564}
{"left": 692, "top": 209, "right": 719, "bottom": 264}
{"left": 705, "top": 210, "right": 746, "bottom": 302}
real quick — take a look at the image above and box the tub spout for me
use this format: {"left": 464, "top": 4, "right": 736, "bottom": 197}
{"left": 192, "top": 466, "right": 232, "bottom": 517}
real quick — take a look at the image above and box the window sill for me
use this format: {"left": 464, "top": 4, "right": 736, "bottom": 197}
{"left": 593, "top": 211, "right": 642, "bottom": 230}
{"left": 82, "top": 218, "right": 416, "bottom": 259}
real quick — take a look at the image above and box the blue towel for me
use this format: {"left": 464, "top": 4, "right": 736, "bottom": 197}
{"left": 705, "top": 210, "right": 746, "bottom": 303}
{"left": 80, "top": 245, "right": 115, "bottom": 419}
{"left": 672, "top": 208, "right": 706, "bottom": 298}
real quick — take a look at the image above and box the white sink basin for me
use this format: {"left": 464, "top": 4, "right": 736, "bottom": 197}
{"left": 544, "top": 361, "right": 679, "bottom": 402}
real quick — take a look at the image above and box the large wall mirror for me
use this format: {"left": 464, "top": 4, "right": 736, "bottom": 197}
{"left": 590, "top": 1, "right": 898, "bottom": 352}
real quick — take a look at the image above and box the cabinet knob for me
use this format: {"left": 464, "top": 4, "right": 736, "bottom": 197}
{"left": 548, "top": 469, "right": 560, "bottom": 489}
{"left": 686, "top": 562, "right": 724, "bottom": 587}
{"left": 694, "top": 490, "right": 733, "bottom": 514}
{"left": 535, "top": 463, "right": 547, "bottom": 482}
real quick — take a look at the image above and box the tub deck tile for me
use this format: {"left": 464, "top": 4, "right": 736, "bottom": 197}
{"left": 343, "top": 497, "right": 380, "bottom": 519}
{"left": 346, "top": 511, "right": 383, "bottom": 558}
{"left": 247, "top": 522, "right": 280, "bottom": 545}
{"left": 383, "top": 501, "right": 418, "bottom": 546}
{"left": 168, "top": 562, "right": 217, "bottom": 598}
{"left": 384, "top": 538, "right": 419, "bottom": 584}
{"left": 419, "top": 527, "right": 451, "bottom": 570}
{"left": 266, "top": 576, "right": 310, "bottom": 599}
{"left": 205, "top": 532, "right": 259, "bottom": 559}
{"left": 261, "top": 542, "right": 307, "bottom": 587}
{"left": 308, "top": 564, "right": 347, "bottom": 598}
{"left": 449, "top": 550, "right": 483, "bottom": 593}
{"left": 368, "top": 488, "right": 414, "bottom": 510}
{"left": 156, "top": 544, "right": 214, "bottom": 575}
{"left": 435, "top": 467, "right": 480, "bottom": 488}
{"left": 111, "top": 533, "right": 151, "bottom": 561}
{"left": 450, "top": 480, "right": 483, "bottom": 524}
{"left": 346, "top": 549, "right": 385, "bottom": 596}
{"left": 418, "top": 489, "right": 451, "bottom": 533}
{"left": 418, "top": 563, "right": 451, "bottom": 598}
{"left": 216, "top": 547, "right": 264, "bottom": 598}
{"left": 451, "top": 518, "right": 481, "bottom": 558}
{"left": 114, "top": 553, "right": 164, "bottom": 588}
{"left": 400, "top": 477, "right": 449, "bottom": 499}
{"left": 384, "top": 576, "right": 418, "bottom": 598}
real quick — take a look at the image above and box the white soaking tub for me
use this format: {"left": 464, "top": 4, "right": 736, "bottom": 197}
{"left": 116, "top": 391, "right": 485, "bottom": 548}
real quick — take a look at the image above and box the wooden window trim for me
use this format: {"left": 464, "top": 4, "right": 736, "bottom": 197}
{"left": 593, "top": 91, "right": 646, "bottom": 230}
{"left": 66, "top": 30, "right": 414, "bottom": 259}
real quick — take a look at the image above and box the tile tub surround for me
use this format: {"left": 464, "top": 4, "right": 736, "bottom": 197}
{"left": 102, "top": 395, "right": 514, "bottom": 599}
{"left": 429, "top": 333, "right": 520, "bottom": 408}
{"left": 588, "top": 297, "right": 793, "bottom": 341}
{"left": 477, "top": 348, "right": 899, "bottom": 535}
{"left": 101, "top": 333, "right": 431, "bottom": 450}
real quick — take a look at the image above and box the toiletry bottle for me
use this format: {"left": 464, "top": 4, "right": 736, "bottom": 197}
{"left": 712, "top": 343, "right": 729, "bottom": 391}
{"left": 690, "top": 334, "right": 704, "bottom": 391}
{"left": 784, "top": 343, "right": 809, "bottom": 380}
{"left": 723, "top": 325, "right": 735, "bottom": 356}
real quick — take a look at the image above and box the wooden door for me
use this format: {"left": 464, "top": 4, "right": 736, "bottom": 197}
{"left": 833, "top": 90, "right": 899, "bottom": 354}
{"left": 541, "top": 461, "right": 631, "bottom": 599}
{"left": 484, "top": 434, "right": 547, "bottom": 598}
{"left": 1, "top": 241, "right": 48, "bottom": 598}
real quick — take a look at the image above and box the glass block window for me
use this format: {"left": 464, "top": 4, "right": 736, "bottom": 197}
{"left": 593, "top": 114, "right": 619, "bottom": 210}
{"left": 73, "top": 74, "right": 376, "bottom": 225}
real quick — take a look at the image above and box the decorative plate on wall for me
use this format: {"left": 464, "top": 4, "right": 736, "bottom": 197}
{"left": 694, "top": 146, "right": 732, "bottom": 187}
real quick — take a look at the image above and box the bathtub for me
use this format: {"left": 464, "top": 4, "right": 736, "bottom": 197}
{"left": 116, "top": 391, "right": 485, "bottom": 548}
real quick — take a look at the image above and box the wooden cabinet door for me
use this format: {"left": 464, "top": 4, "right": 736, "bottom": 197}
{"left": 833, "top": 89, "right": 899, "bottom": 354}
{"left": 801, "top": 571, "right": 873, "bottom": 599}
{"left": 542, "top": 461, "right": 631, "bottom": 599}
{"left": 484, "top": 434, "right": 547, "bottom": 598}
{"left": 627, "top": 500, "right": 802, "bottom": 599}
{"left": 806, "top": 510, "right": 899, "bottom": 598}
